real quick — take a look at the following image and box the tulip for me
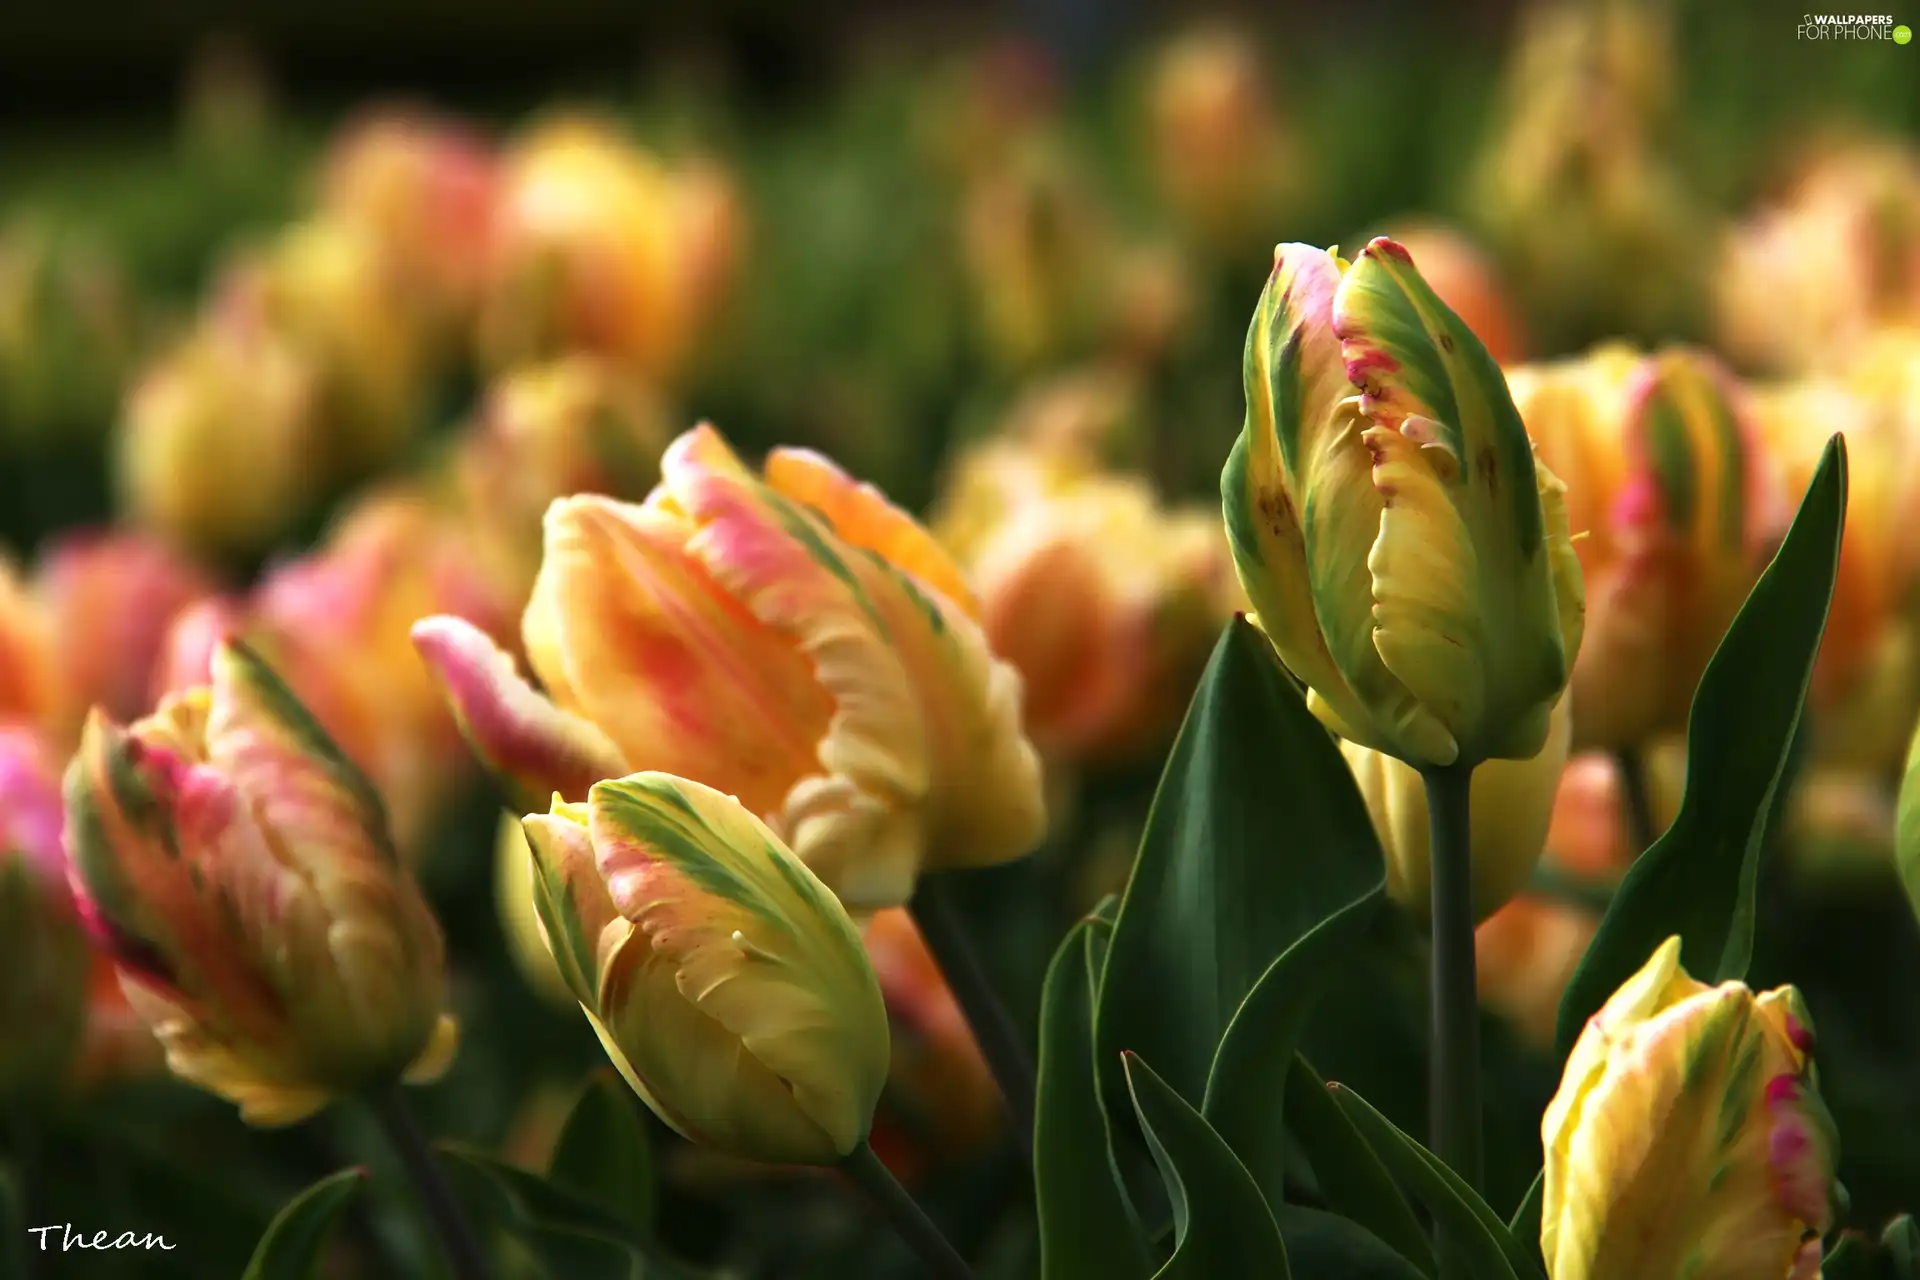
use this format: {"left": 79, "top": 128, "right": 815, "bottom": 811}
{"left": 0, "top": 556, "right": 58, "bottom": 733}
{"left": 941, "top": 459, "right": 1232, "bottom": 762}
{"left": 320, "top": 107, "right": 498, "bottom": 340}
{"left": 452, "top": 355, "right": 673, "bottom": 605}
{"left": 417, "top": 423, "right": 1045, "bottom": 912}
{"left": 0, "top": 726, "right": 91, "bottom": 1097}
{"left": 1715, "top": 139, "right": 1920, "bottom": 375}
{"left": 524, "top": 772, "right": 890, "bottom": 1165}
{"left": 862, "top": 908, "right": 1000, "bottom": 1165}
{"left": 1541, "top": 936, "right": 1836, "bottom": 1280}
{"left": 159, "top": 487, "right": 511, "bottom": 861}
{"left": 1222, "top": 238, "right": 1584, "bottom": 771}
{"left": 65, "top": 641, "right": 457, "bottom": 1124}
{"left": 115, "top": 314, "right": 320, "bottom": 556}
{"left": 35, "top": 530, "right": 213, "bottom": 746}
{"left": 1475, "top": 743, "right": 1684, "bottom": 1047}
{"left": 1509, "top": 344, "right": 1781, "bottom": 750}
{"left": 478, "top": 115, "right": 741, "bottom": 387}
{"left": 1344, "top": 694, "right": 1571, "bottom": 923}
{"left": 222, "top": 218, "right": 432, "bottom": 475}
{"left": 1143, "top": 26, "right": 1296, "bottom": 249}
{"left": 1468, "top": 0, "right": 1701, "bottom": 339}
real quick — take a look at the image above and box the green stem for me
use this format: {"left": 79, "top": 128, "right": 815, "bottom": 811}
{"left": 840, "top": 1142, "right": 977, "bottom": 1280}
{"left": 366, "top": 1087, "right": 493, "bottom": 1280}
{"left": 908, "top": 874, "right": 1036, "bottom": 1153}
{"left": 1421, "top": 762, "right": 1482, "bottom": 1192}
{"left": 1611, "top": 747, "right": 1659, "bottom": 854}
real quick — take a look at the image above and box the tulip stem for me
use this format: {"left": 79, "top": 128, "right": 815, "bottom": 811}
{"left": 841, "top": 1141, "right": 978, "bottom": 1280}
{"left": 1421, "top": 762, "right": 1482, "bottom": 1193}
{"left": 909, "top": 875, "right": 1037, "bottom": 1153}
{"left": 1611, "top": 747, "right": 1660, "bottom": 854}
{"left": 367, "top": 1087, "right": 493, "bottom": 1280}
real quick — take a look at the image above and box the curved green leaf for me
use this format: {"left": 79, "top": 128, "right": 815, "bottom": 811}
{"left": 241, "top": 1168, "right": 367, "bottom": 1280}
{"left": 1554, "top": 437, "right": 1847, "bottom": 1055}
{"left": 1328, "top": 1085, "right": 1535, "bottom": 1280}
{"left": 1286, "top": 1058, "right": 1437, "bottom": 1278}
{"left": 1202, "top": 893, "right": 1383, "bottom": 1208}
{"left": 1037, "top": 915, "right": 1152, "bottom": 1280}
{"left": 1124, "top": 1052, "right": 1289, "bottom": 1278}
{"left": 1274, "top": 1205, "right": 1432, "bottom": 1280}
{"left": 1508, "top": 1170, "right": 1543, "bottom": 1265}
{"left": 1098, "top": 618, "right": 1387, "bottom": 1106}
{"left": 549, "top": 1069, "right": 657, "bottom": 1235}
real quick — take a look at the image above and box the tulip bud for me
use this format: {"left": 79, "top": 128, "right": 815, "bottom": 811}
{"left": 320, "top": 107, "right": 498, "bottom": 340}
{"left": 524, "top": 772, "right": 890, "bottom": 1165}
{"left": 223, "top": 218, "right": 431, "bottom": 475}
{"left": 1222, "top": 238, "right": 1584, "bottom": 770}
{"left": 1542, "top": 937, "right": 1836, "bottom": 1280}
{"left": 0, "top": 218, "right": 138, "bottom": 448}
{"left": 1344, "top": 693, "right": 1572, "bottom": 923}
{"left": 1376, "top": 221, "right": 1526, "bottom": 365}
{"left": 116, "top": 315, "right": 320, "bottom": 556}
{"left": 35, "top": 530, "right": 213, "bottom": 746}
{"left": 417, "top": 423, "right": 1045, "bottom": 912}
{"left": 1511, "top": 344, "right": 1782, "bottom": 750}
{"left": 1144, "top": 26, "right": 1296, "bottom": 249}
{"left": 1716, "top": 139, "right": 1920, "bottom": 374}
{"left": 0, "top": 726, "right": 91, "bottom": 1097}
{"left": 945, "top": 461, "right": 1231, "bottom": 762}
{"left": 479, "top": 115, "right": 740, "bottom": 386}
{"left": 64, "top": 641, "right": 457, "bottom": 1124}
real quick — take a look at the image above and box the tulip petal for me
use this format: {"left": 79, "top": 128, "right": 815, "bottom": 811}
{"left": 412, "top": 615, "right": 628, "bottom": 812}
{"left": 523, "top": 801, "right": 627, "bottom": 1009}
{"left": 1222, "top": 245, "right": 1380, "bottom": 741}
{"left": 589, "top": 772, "right": 890, "bottom": 1158}
{"left": 764, "top": 446, "right": 982, "bottom": 617}
{"left": 527, "top": 494, "right": 834, "bottom": 820}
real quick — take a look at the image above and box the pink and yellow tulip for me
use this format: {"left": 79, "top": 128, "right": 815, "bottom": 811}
{"left": 417, "top": 424, "right": 1045, "bottom": 911}
{"left": 64, "top": 642, "right": 457, "bottom": 1125}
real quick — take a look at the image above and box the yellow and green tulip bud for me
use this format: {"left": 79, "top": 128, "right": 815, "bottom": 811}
{"left": 524, "top": 772, "right": 891, "bottom": 1166}
{"left": 1511, "top": 344, "right": 1780, "bottom": 751}
{"left": 416, "top": 423, "right": 1045, "bottom": 913}
{"left": 0, "top": 726, "right": 92, "bottom": 1098}
{"left": 1222, "top": 238, "right": 1584, "bottom": 770}
{"left": 1343, "top": 694, "right": 1571, "bottom": 923}
{"left": 64, "top": 641, "right": 457, "bottom": 1125}
{"left": 1542, "top": 937, "right": 1837, "bottom": 1280}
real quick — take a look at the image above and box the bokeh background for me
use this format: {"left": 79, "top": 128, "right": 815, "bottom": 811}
{"left": 2, "top": 0, "right": 1919, "bottom": 1275}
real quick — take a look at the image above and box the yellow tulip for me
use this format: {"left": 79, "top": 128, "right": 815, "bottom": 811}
{"left": 417, "top": 423, "right": 1045, "bottom": 912}
{"left": 64, "top": 641, "right": 457, "bottom": 1124}
{"left": 525, "top": 773, "right": 890, "bottom": 1165}
{"left": 1222, "top": 238, "right": 1584, "bottom": 770}
{"left": 1542, "top": 937, "right": 1835, "bottom": 1280}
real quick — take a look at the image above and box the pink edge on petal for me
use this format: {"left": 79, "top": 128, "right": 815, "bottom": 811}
{"left": 1766, "top": 1073, "right": 1832, "bottom": 1229}
{"left": 411, "top": 615, "right": 626, "bottom": 810}
{"left": 1363, "top": 236, "right": 1414, "bottom": 265}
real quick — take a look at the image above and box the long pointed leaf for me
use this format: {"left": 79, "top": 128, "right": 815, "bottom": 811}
{"left": 1124, "top": 1052, "right": 1290, "bottom": 1278}
{"left": 241, "top": 1168, "right": 368, "bottom": 1280}
{"left": 1037, "top": 917, "right": 1152, "bottom": 1280}
{"left": 1554, "top": 437, "right": 1847, "bottom": 1054}
{"left": 1286, "top": 1058, "right": 1438, "bottom": 1278}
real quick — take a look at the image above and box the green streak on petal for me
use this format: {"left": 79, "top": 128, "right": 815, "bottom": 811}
{"left": 1708, "top": 390, "right": 1748, "bottom": 553}
{"left": 1643, "top": 391, "right": 1699, "bottom": 537}
{"left": 1221, "top": 432, "right": 1263, "bottom": 571}
{"left": 757, "top": 487, "right": 889, "bottom": 640}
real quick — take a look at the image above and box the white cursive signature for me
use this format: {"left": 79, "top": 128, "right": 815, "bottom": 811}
{"left": 27, "top": 1224, "right": 176, "bottom": 1251}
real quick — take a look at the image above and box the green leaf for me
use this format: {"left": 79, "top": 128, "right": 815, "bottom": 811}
{"left": 1098, "top": 618, "right": 1387, "bottom": 1105}
{"left": 1202, "top": 893, "right": 1383, "bottom": 1209}
{"left": 1887, "top": 1215, "right": 1920, "bottom": 1278}
{"left": 1036, "top": 917, "right": 1152, "bottom": 1280}
{"left": 1285, "top": 1058, "right": 1437, "bottom": 1278}
{"left": 240, "top": 1168, "right": 368, "bottom": 1280}
{"left": 1123, "top": 1052, "right": 1290, "bottom": 1279}
{"left": 1329, "top": 1085, "right": 1541, "bottom": 1280}
{"left": 1508, "top": 1170, "right": 1543, "bottom": 1263}
{"left": 1554, "top": 437, "right": 1847, "bottom": 1055}
{"left": 548, "top": 1069, "right": 657, "bottom": 1235}
{"left": 1273, "top": 1206, "right": 1432, "bottom": 1279}
{"left": 438, "top": 1145, "right": 707, "bottom": 1280}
